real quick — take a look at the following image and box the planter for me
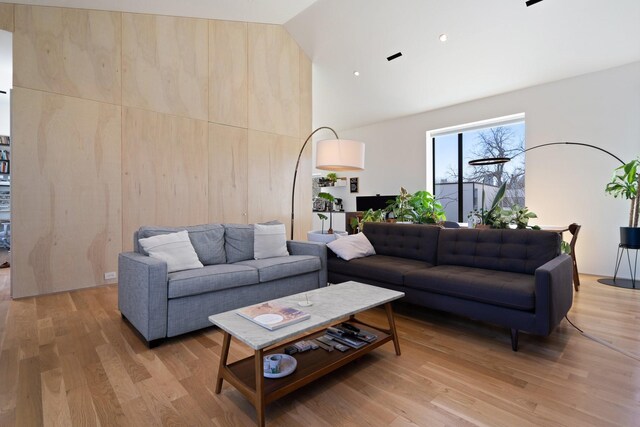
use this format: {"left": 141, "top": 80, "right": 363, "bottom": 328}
{"left": 620, "top": 227, "right": 640, "bottom": 249}
{"left": 307, "top": 230, "right": 348, "bottom": 243}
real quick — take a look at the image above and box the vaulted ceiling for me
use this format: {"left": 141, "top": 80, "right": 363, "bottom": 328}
{"left": 6, "top": 0, "right": 640, "bottom": 130}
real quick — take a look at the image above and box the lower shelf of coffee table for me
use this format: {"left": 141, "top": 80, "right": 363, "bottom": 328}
{"left": 225, "top": 326, "right": 391, "bottom": 404}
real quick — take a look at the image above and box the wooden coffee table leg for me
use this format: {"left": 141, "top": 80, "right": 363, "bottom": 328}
{"left": 215, "top": 331, "right": 231, "bottom": 393}
{"left": 384, "top": 303, "right": 401, "bottom": 356}
{"left": 254, "top": 349, "right": 265, "bottom": 427}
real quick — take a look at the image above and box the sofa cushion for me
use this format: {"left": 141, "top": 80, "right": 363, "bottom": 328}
{"left": 224, "top": 224, "right": 254, "bottom": 263}
{"left": 167, "top": 264, "right": 259, "bottom": 299}
{"left": 138, "top": 230, "right": 204, "bottom": 273}
{"left": 137, "top": 224, "right": 226, "bottom": 265}
{"left": 404, "top": 265, "right": 536, "bottom": 311}
{"left": 254, "top": 223, "right": 289, "bottom": 259}
{"left": 327, "top": 254, "right": 433, "bottom": 286}
{"left": 437, "top": 228, "right": 560, "bottom": 275}
{"left": 363, "top": 223, "right": 440, "bottom": 263}
{"left": 327, "top": 232, "right": 376, "bottom": 261}
{"left": 235, "top": 255, "right": 320, "bottom": 283}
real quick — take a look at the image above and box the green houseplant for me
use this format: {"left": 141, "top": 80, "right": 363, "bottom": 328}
{"left": 317, "top": 213, "right": 328, "bottom": 234}
{"left": 386, "top": 187, "right": 414, "bottom": 222}
{"left": 605, "top": 157, "right": 640, "bottom": 247}
{"left": 409, "top": 190, "right": 446, "bottom": 224}
{"left": 350, "top": 208, "right": 386, "bottom": 233}
{"left": 317, "top": 192, "right": 336, "bottom": 233}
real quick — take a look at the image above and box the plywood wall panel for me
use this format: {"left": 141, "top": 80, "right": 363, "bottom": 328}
{"left": 13, "top": 5, "right": 121, "bottom": 104}
{"left": 209, "top": 20, "right": 247, "bottom": 128}
{"left": 248, "top": 130, "right": 309, "bottom": 239}
{"left": 248, "top": 24, "right": 300, "bottom": 138}
{"left": 209, "top": 123, "right": 248, "bottom": 224}
{"left": 299, "top": 50, "right": 312, "bottom": 139}
{"left": 11, "top": 88, "right": 122, "bottom": 298}
{"left": 0, "top": 3, "right": 14, "bottom": 32}
{"left": 122, "top": 13, "right": 208, "bottom": 121}
{"left": 122, "top": 107, "right": 208, "bottom": 251}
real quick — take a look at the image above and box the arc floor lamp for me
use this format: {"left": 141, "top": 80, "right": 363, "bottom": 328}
{"left": 469, "top": 141, "right": 638, "bottom": 289}
{"left": 468, "top": 141, "right": 624, "bottom": 166}
{"left": 290, "top": 127, "right": 365, "bottom": 240}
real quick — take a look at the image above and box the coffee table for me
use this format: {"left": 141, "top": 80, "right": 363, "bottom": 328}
{"left": 208, "top": 281, "right": 405, "bottom": 426}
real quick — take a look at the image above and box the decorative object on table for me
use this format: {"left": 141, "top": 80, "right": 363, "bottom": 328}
{"left": 325, "top": 172, "right": 338, "bottom": 186}
{"left": 263, "top": 354, "right": 297, "bottom": 378}
{"left": 350, "top": 177, "right": 359, "bottom": 193}
{"left": 237, "top": 301, "right": 310, "bottom": 330}
{"left": 298, "top": 292, "right": 313, "bottom": 307}
{"left": 291, "top": 126, "right": 365, "bottom": 240}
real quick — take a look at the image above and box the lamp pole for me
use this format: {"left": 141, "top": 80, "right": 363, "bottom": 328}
{"left": 290, "top": 127, "right": 339, "bottom": 240}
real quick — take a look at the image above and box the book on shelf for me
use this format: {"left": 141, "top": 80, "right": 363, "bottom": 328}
{"left": 236, "top": 301, "right": 310, "bottom": 331}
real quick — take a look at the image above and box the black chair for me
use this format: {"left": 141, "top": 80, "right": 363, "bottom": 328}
{"left": 442, "top": 221, "right": 460, "bottom": 228}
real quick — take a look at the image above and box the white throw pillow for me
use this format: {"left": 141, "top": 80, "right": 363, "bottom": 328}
{"left": 327, "top": 232, "right": 376, "bottom": 261}
{"left": 138, "top": 230, "right": 204, "bottom": 273}
{"left": 254, "top": 223, "right": 289, "bottom": 260}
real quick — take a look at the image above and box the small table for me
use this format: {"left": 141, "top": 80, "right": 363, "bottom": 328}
{"left": 208, "top": 281, "right": 405, "bottom": 426}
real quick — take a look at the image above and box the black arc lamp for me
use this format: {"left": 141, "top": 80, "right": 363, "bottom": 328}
{"left": 468, "top": 141, "right": 624, "bottom": 167}
{"left": 290, "top": 127, "right": 365, "bottom": 240}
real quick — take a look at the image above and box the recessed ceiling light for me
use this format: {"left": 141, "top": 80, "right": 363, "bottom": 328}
{"left": 439, "top": 34, "right": 448, "bottom": 42}
{"left": 353, "top": 71, "right": 360, "bottom": 76}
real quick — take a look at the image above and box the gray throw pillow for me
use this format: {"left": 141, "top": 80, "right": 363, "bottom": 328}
{"left": 137, "top": 224, "right": 226, "bottom": 265}
{"left": 254, "top": 223, "right": 289, "bottom": 259}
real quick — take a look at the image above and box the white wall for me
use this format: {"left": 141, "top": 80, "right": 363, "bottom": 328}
{"left": 0, "top": 30, "right": 11, "bottom": 136}
{"left": 332, "top": 61, "right": 640, "bottom": 278}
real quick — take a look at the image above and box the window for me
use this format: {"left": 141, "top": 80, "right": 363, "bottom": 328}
{"left": 430, "top": 116, "right": 525, "bottom": 222}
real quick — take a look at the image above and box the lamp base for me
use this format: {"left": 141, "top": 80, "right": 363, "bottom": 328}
{"left": 597, "top": 277, "right": 637, "bottom": 290}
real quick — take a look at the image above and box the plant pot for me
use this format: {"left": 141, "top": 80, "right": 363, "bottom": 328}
{"left": 475, "top": 224, "right": 492, "bottom": 230}
{"left": 307, "top": 230, "right": 348, "bottom": 243}
{"left": 620, "top": 227, "right": 640, "bottom": 249}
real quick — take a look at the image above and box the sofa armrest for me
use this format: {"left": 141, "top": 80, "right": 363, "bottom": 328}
{"left": 287, "top": 240, "right": 328, "bottom": 287}
{"left": 534, "top": 253, "right": 573, "bottom": 335}
{"left": 118, "top": 252, "right": 169, "bottom": 342}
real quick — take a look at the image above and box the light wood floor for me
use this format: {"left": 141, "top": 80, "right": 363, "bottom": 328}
{"left": 1, "top": 272, "right": 639, "bottom": 426}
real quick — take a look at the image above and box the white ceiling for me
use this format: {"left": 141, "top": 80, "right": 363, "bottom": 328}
{"left": 4, "top": 0, "right": 640, "bottom": 132}
{"left": 285, "top": 0, "right": 640, "bottom": 130}
{"left": 5, "top": 0, "right": 317, "bottom": 24}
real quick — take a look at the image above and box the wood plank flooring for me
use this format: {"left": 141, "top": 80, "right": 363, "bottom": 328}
{"left": 0, "top": 271, "right": 639, "bottom": 426}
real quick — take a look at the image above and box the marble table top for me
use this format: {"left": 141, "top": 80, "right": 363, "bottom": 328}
{"left": 208, "top": 281, "right": 405, "bottom": 350}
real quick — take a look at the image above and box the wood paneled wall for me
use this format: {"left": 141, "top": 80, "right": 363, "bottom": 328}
{"left": 8, "top": 4, "right": 312, "bottom": 297}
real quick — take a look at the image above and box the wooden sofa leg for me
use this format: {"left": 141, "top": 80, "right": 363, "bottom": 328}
{"left": 510, "top": 329, "right": 519, "bottom": 352}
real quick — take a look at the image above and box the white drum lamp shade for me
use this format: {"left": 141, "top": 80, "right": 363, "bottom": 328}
{"left": 315, "top": 139, "right": 365, "bottom": 171}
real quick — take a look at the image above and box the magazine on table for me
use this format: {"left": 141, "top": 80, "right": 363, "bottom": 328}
{"left": 237, "top": 301, "right": 310, "bottom": 331}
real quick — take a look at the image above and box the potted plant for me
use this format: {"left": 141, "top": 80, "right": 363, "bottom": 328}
{"left": 409, "top": 190, "right": 446, "bottom": 224}
{"left": 317, "top": 213, "right": 328, "bottom": 234}
{"left": 317, "top": 192, "right": 336, "bottom": 233}
{"left": 326, "top": 172, "right": 338, "bottom": 186}
{"left": 386, "top": 187, "right": 414, "bottom": 222}
{"left": 350, "top": 208, "right": 386, "bottom": 233}
{"left": 502, "top": 204, "right": 541, "bottom": 230}
{"left": 605, "top": 157, "right": 640, "bottom": 248}
{"left": 468, "top": 182, "right": 507, "bottom": 228}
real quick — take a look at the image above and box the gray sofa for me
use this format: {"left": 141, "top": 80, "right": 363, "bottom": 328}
{"left": 328, "top": 222, "right": 573, "bottom": 350}
{"left": 118, "top": 223, "right": 327, "bottom": 347}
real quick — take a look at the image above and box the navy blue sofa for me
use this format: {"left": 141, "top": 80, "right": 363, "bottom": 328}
{"left": 327, "top": 222, "right": 573, "bottom": 351}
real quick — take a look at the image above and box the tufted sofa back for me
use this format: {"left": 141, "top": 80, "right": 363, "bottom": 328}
{"left": 437, "top": 228, "right": 561, "bottom": 274}
{"left": 363, "top": 222, "right": 441, "bottom": 263}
